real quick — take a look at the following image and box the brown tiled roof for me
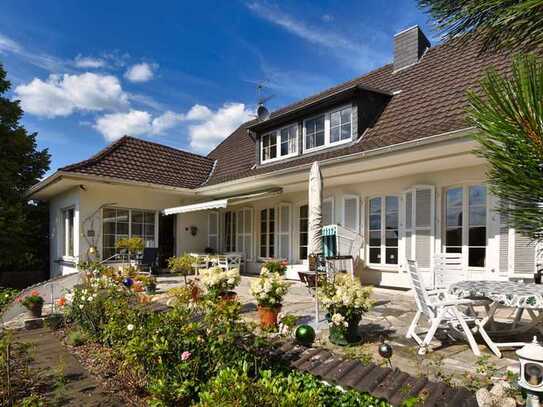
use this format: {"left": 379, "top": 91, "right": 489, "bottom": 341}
{"left": 60, "top": 136, "right": 215, "bottom": 189}
{"left": 206, "top": 36, "right": 512, "bottom": 186}
{"left": 271, "top": 341, "right": 477, "bottom": 407}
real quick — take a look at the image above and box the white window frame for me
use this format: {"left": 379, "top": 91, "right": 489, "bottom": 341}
{"left": 323, "top": 196, "right": 335, "bottom": 226}
{"left": 298, "top": 203, "right": 309, "bottom": 262}
{"left": 443, "top": 184, "right": 488, "bottom": 271}
{"left": 259, "top": 207, "right": 276, "bottom": 259}
{"left": 62, "top": 206, "right": 75, "bottom": 259}
{"left": 277, "top": 203, "right": 292, "bottom": 261}
{"left": 342, "top": 194, "right": 360, "bottom": 232}
{"left": 367, "top": 195, "right": 400, "bottom": 267}
{"left": 224, "top": 210, "right": 237, "bottom": 252}
{"left": 207, "top": 211, "right": 219, "bottom": 251}
{"left": 260, "top": 123, "right": 299, "bottom": 164}
{"left": 102, "top": 207, "right": 158, "bottom": 260}
{"left": 303, "top": 104, "right": 353, "bottom": 153}
{"left": 236, "top": 207, "right": 254, "bottom": 261}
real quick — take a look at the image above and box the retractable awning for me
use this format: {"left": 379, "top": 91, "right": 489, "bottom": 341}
{"left": 162, "top": 188, "right": 282, "bottom": 215}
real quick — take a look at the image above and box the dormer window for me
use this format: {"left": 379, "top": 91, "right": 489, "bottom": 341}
{"left": 261, "top": 124, "right": 298, "bottom": 163}
{"left": 303, "top": 105, "right": 353, "bottom": 152}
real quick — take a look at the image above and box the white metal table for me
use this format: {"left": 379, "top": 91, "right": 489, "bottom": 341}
{"left": 449, "top": 280, "right": 543, "bottom": 354}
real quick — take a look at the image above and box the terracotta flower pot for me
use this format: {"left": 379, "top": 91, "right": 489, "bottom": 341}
{"left": 26, "top": 303, "right": 43, "bottom": 319}
{"left": 257, "top": 305, "right": 282, "bottom": 329}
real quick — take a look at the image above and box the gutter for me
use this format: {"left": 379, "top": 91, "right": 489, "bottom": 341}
{"left": 28, "top": 171, "right": 198, "bottom": 198}
{"left": 196, "top": 127, "right": 477, "bottom": 193}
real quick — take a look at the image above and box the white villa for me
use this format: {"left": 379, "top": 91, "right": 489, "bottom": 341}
{"left": 29, "top": 26, "right": 538, "bottom": 289}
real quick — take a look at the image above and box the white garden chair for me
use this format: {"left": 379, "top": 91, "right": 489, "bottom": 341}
{"left": 434, "top": 253, "right": 492, "bottom": 316}
{"left": 405, "top": 259, "right": 501, "bottom": 357}
{"left": 189, "top": 253, "right": 208, "bottom": 276}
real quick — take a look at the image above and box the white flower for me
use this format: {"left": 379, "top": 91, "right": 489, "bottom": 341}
{"left": 127, "top": 324, "right": 135, "bottom": 331}
{"left": 331, "top": 313, "right": 348, "bottom": 327}
{"left": 79, "top": 304, "right": 84, "bottom": 309}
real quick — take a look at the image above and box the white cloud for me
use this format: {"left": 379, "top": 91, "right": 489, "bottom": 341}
{"left": 245, "top": 2, "right": 388, "bottom": 71}
{"left": 74, "top": 55, "right": 106, "bottom": 68}
{"left": 0, "top": 33, "right": 22, "bottom": 53}
{"left": 124, "top": 62, "right": 155, "bottom": 82}
{"left": 94, "top": 109, "right": 184, "bottom": 141}
{"left": 187, "top": 103, "right": 252, "bottom": 153}
{"left": 15, "top": 72, "right": 129, "bottom": 117}
{"left": 185, "top": 104, "right": 212, "bottom": 120}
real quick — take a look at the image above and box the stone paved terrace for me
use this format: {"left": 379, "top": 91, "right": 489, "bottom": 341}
{"left": 156, "top": 274, "right": 523, "bottom": 383}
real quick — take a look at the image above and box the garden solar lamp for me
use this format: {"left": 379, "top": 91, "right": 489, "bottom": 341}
{"left": 517, "top": 337, "right": 543, "bottom": 407}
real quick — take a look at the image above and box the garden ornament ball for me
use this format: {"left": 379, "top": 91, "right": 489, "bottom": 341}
{"left": 122, "top": 277, "right": 134, "bottom": 288}
{"left": 295, "top": 324, "right": 316, "bottom": 346}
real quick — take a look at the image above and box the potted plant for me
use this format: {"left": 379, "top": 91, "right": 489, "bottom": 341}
{"left": 262, "top": 259, "right": 288, "bottom": 275}
{"left": 318, "top": 274, "right": 373, "bottom": 345}
{"left": 168, "top": 254, "right": 196, "bottom": 284}
{"left": 200, "top": 266, "right": 240, "bottom": 301}
{"left": 136, "top": 275, "right": 157, "bottom": 294}
{"left": 19, "top": 290, "right": 45, "bottom": 318}
{"left": 250, "top": 268, "right": 290, "bottom": 328}
{"left": 115, "top": 237, "right": 144, "bottom": 260}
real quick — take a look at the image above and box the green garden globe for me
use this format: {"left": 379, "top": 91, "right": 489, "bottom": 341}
{"left": 295, "top": 324, "right": 315, "bottom": 346}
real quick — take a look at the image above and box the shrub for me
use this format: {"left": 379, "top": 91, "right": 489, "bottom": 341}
{"left": 250, "top": 269, "right": 290, "bottom": 308}
{"left": 200, "top": 267, "right": 240, "bottom": 299}
{"left": 115, "top": 237, "right": 144, "bottom": 254}
{"left": 168, "top": 254, "right": 196, "bottom": 283}
{"left": 197, "top": 365, "right": 390, "bottom": 407}
{"left": 262, "top": 259, "right": 288, "bottom": 275}
{"left": 0, "top": 287, "right": 19, "bottom": 313}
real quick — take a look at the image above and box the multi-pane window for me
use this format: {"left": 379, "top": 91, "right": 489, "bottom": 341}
{"left": 304, "top": 115, "right": 325, "bottom": 149}
{"left": 262, "top": 133, "right": 277, "bottom": 161}
{"left": 468, "top": 186, "right": 487, "bottom": 267}
{"left": 103, "top": 208, "right": 156, "bottom": 260}
{"left": 224, "top": 211, "right": 237, "bottom": 252}
{"left": 260, "top": 208, "right": 275, "bottom": 258}
{"left": 236, "top": 208, "right": 253, "bottom": 259}
{"left": 368, "top": 196, "right": 399, "bottom": 265}
{"left": 261, "top": 125, "right": 298, "bottom": 163}
{"left": 131, "top": 210, "right": 156, "bottom": 248}
{"left": 62, "top": 207, "right": 75, "bottom": 257}
{"left": 299, "top": 205, "right": 309, "bottom": 260}
{"left": 330, "top": 107, "right": 352, "bottom": 143}
{"left": 280, "top": 126, "right": 297, "bottom": 157}
{"left": 445, "top": 185, "right": 487, "bottom": 268}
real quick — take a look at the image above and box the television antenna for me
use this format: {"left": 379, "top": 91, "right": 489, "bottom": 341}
{"left": 255, "top": 81, "right": 273, "bottom": 122}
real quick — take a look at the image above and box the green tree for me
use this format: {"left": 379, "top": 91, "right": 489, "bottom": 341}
{"left": 0, "top": 63, "right": 50, "bottom": 275}
{"left": 468, "top": 55, "right": 543, "bottom": 241}
{"left": 418, "top": 0, "right": 543, "bottom": 52}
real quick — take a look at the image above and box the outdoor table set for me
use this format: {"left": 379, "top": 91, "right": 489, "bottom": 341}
{"left": 449, "top": 280, "right": 543, "bottom": 352}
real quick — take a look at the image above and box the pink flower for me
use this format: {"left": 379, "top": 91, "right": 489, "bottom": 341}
{"left": 181, "top": 351, "right": 191, "bottom": 361}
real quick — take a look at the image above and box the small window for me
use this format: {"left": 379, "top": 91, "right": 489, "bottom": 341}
{"left": 305, "top": 115, "right": 325, "bottom": 150}
{"left": 280, "top": 125, "right": 297, "bottom": 156}
{"left": 330, "top": 107, "right": 352, "bottom": 143}
{"left": 62, "top": 207, "right": 75, "bottom": 257}
{"left": 262, "top": 133, "right": 277, "bottom": 161}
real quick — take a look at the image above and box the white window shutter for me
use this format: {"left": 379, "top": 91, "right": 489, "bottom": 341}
{"left": 208, "top": 211, "right": 219, "bottom": 250}
{"left": 512, "top": 231, "right": 536, "bottom": 275}
{"left": 403, "top": 186, "right": 435, "bottom": 271}
{"left": 343, "top": 195, "right": 360, "bottom": 232}
{"left": 235, "top": 208, "right": 254, "bottom": 261}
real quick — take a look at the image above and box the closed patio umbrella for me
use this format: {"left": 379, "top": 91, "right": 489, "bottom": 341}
{"left": 308, "top": 161, "right": 323, "bottom": 331}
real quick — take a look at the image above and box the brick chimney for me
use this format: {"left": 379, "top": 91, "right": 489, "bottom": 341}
{"left": 393, "top": 25, "right": 430, "bottom": 72}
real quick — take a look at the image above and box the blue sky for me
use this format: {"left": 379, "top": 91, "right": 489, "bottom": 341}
{"left": 0, "top": 0, "right": 437, "bottom": 173}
